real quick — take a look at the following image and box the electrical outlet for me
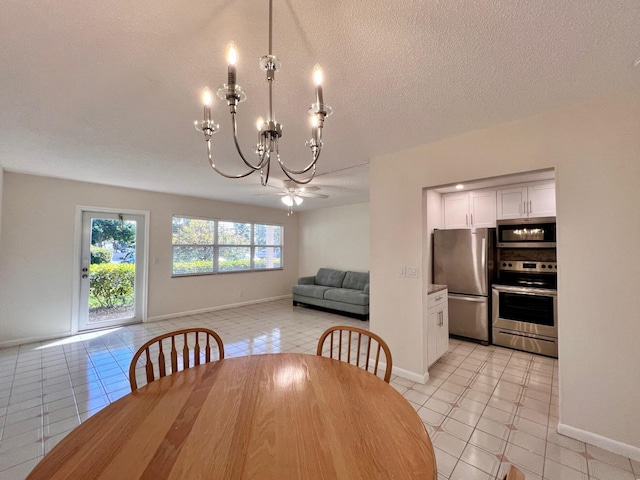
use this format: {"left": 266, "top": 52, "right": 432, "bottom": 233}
{"left": 406, "top": 266, "right": 418, "bottom": 278}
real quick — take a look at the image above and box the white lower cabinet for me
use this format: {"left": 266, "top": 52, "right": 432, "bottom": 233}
{"left": 427, "top": 289, "right": 449, "bottom": 367}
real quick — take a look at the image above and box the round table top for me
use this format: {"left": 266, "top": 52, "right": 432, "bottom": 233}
{"left": 28, "top": 353, "right": 436, "bottom": 479}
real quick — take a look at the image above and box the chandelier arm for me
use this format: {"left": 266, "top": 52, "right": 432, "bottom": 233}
{"left": 206, "top": 139, "right": 255, "bottom": 179}
{"left": 277, "top": 145, "right": 321, "bottom": 177}
{"left": 280, "top": 161, "right": 317, "bottom": 185}
{"left": 276, "top": 147, "right": 320, "bottom": 185}
{"left": 229, "top": 112, "right": 267, "bottom": 171}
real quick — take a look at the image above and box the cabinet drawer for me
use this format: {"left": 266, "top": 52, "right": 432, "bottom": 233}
{"left": 428, "top": 290, "right": 448, "bottom": 309}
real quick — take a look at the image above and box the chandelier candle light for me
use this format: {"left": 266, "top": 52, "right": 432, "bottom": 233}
{"left": 195, "top": 0, "right": 333, "bottom": 186}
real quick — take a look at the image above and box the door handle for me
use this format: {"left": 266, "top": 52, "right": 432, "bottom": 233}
{"left": 470, "top": 214, "right": 474, "bottom": 226}
{"left": 465, "top": 214, "right": 469, "bottom": 227}
{"left": 449, "top": 295, "right": 486, "bottom": 302}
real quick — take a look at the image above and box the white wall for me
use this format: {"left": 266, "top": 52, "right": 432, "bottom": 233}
{"left": 423, "top": 190, "right": 442, "bottom": 286}
{"left": 297, "top": 203, "right": 369, "bottom": 276}
{"left": 370, "top": 89, "right": 640, "bottom": 459}
{"left": 0, "top": 164, "right": 3, "bottom": 250}
{"left": 0, "top": 173, "right": 299, "bottom": 346}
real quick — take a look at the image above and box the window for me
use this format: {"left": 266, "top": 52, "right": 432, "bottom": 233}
{"left": 172, "top": 216, "right": 283, "bottom": 276}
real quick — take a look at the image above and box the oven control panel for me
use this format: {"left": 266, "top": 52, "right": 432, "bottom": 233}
{"left": 499, "top": 261, "right": 557, "bottom": 273}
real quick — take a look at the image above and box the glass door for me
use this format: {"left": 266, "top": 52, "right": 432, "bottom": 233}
{"left": 78, "top": 211, "right": 146, "bottom": 331}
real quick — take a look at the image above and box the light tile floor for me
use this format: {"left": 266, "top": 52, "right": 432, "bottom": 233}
{"left": 0, "top": 299, "right": 638, "bottom": 479}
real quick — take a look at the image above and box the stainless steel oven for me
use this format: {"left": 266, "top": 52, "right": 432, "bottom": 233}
{"left": 492, "top": 261, "right": 558, "bottom": 357}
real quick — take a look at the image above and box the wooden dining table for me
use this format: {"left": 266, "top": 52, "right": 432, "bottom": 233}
{"left": 28, "top": 353, "right": 437, "bottom": 479}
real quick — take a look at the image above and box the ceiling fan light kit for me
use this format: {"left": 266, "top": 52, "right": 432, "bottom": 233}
{"left": 194, "top": 0, "right": 333, "bottom": 188}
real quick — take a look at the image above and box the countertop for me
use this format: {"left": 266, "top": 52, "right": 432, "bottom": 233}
{"left": 428, "top": 284, "right": 447, "bottom": 295}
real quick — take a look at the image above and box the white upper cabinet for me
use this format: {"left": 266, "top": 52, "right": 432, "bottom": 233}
{"left": 442, "top": 193, "right": 471, "bottom": 229}
{"left": 497, "top": 181, "right": 556, "bottom": 219}
{"left": 496, "top": 187, "right": 527, "bottom": 219}
{"left": 442, "top": 190, "right": 496, "bottom": 229}
{"left": 527, "top": 182, "right": 556, "bottom": 217}
{"left": 470, "top": 190, "right": 497, "bottom": 227}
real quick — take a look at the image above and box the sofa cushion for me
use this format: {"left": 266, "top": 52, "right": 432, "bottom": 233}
{"left": 315, "top": 268, "right": 347, "bottom": 288}
{"left": 324, "top": 288, "right": 369, "bottom": 306}
{"left": 342, "top": 271, "right": 369, "bottom": 291}
{"left": 292, "top": 284, "right": 332, "bottom": 300}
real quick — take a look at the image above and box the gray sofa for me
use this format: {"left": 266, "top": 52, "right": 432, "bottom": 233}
{"left": 292, "top": 268, "right": 370, "bottom": 319}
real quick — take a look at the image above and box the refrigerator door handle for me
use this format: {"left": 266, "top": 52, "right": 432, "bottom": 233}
{"left": 448, "top": 294, "right": 486, "bottom": 302}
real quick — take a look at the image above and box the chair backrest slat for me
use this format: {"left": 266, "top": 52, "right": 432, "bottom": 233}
{"left": 194, "top": 332, "right": 201, "bottom": 366}
{"left": 171, "top": 337, "right": 178, "bottom": 372}
{"left": 365, "top": 336, "right": 372, "bottom": 372}
{"left": 316, "top": 326, "right": 392, "bottom": 383}
{"left": 129, "top": 328, "right": 225, "bottom": 391}
{"left": 158, "top": 343, "right": 166, "bottom": 378}
{"left": 373, "top": 344, "right": 381, "bottom": 376}
{"left": 183, "top": 333, "right": 190, "bottom": 369}
{"left": 205, "top": 336, "right": 211, "bottom": 363}
{"left": 144, "top": 349, "right": 155, "bottom": 383}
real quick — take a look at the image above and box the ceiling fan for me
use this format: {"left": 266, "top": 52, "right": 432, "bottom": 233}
{"left": 264, "top": 179, "right": 329, "bottom": 214}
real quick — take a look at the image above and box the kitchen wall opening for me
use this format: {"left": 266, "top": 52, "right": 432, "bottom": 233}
{"left": 423, "top": 168, "right": 558, "bottom": 364}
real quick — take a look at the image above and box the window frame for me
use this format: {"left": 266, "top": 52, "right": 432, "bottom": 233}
{"left": 171, "top": 216, "right": 283, "bottom": 277}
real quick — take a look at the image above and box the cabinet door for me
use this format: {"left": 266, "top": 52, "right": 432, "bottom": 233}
{"left": 442, "top": 193, "right": 470, "bottom": 229}
{"left": 496, "top": 187, "right": 527, "bottom": 220}
{"left": 426, "top": 307, "right": 440, "bottom": 367}
{"left": 528, "top": 182, "right": 556, "bottom": 217}
{"left": 470, "top": 191, "right": 497, "bottom": 227}
{"left": 437, "top": 304, "right": 449, "bottom": 359}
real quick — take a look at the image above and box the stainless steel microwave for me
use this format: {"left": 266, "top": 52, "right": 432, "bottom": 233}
{"left": 496, "top": 217, "right": 556, "bottom": 248}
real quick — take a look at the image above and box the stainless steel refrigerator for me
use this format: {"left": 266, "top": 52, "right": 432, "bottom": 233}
{"left": 433, "top": 228, "right": 496, "bottom": 343}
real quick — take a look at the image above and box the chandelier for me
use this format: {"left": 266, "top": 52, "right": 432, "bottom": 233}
{"left": 195, "top": 0, "right": 333, "bottom": 186}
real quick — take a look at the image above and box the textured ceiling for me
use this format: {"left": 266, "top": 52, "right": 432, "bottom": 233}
{"left": 1, "top": 0, "right": 639, "bottom": 212}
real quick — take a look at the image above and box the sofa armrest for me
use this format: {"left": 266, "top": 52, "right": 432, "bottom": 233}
{"left": 364, "top": 284, "right": 370, "bottom": 294}
{"left": 298, "top": 276, "right": 316, "bottom": 285}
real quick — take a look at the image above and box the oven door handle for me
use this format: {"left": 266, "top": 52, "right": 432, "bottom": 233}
{"left": 492, "top": 285, "right": 557, "bottom": 296}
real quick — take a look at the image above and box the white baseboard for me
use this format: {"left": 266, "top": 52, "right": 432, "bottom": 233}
{"left": 376, "top": 360, "right": 429, "bottom": 384}
{"left": 393, "top": 366, "right": 429, "bottom": 384}
{"left": 145, "top": 295, "right": 292, "bottom": 323}
{"left": 558, "top": 422, "right": 640, "bottom": 462}
{"left": 0, "top": 295, "right": 293, "bottom": 348}
{"left": 0, "top": 331, "right": 73, "bottom": 349}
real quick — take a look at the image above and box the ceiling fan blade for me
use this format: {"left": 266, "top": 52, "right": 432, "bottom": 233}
{"left": 299, "top": 185, "right": 320, "bottom": 192}
{"left": 298, "top": 192, "right": 329, "bottom": 199}
{"left": 253, "top": 191, "right": 288, "bottom": 197}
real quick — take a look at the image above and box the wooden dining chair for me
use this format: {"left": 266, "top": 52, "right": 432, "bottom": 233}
{"left": 503, "top": 465, "right": 526, "bottom": 480}
{"left": 128, "top": 328, "right": 225, "bottom": 391}
{"left": 316, "top": 326, "right": 393, "bottom": 383}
